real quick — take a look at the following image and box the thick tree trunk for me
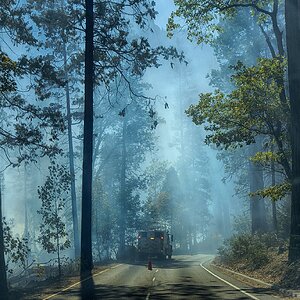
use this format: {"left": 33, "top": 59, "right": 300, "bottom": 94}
{"left": 63, "top": 41, "right": 80, "bottom": 259}
{"left": 0, "top": 179, "right": 8, "bottom": 299}
{"left": 118, "top": 118, "right": 127, "bottom": 258}
{"left": 249, "top": 143, "right": 267, "bottom": 234}
{"left": 285, "top": 0, "right": 300, "bottom": 262}
{"left": 80, "top": 0, "right": 94, "bottom": 275}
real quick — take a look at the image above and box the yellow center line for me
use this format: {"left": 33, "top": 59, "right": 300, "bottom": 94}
{"left": 42, "top": 264, "right": 123, "bottom": 300}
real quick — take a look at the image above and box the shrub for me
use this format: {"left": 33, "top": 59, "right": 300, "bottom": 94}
{"left": 218, "top": 233, "right": 270, "bottom": 270}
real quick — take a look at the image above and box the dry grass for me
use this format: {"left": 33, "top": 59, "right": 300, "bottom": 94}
{"left": 216, "top": 249, "right": 300, "bottom": 290}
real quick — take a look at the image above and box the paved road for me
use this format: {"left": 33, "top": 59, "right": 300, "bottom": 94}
{"left": 41, "top": 254, "right": 281, "bottom": 300}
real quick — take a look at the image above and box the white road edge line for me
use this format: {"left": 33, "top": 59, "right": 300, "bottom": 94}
{"left": 200, "top": 262, "right": 260, "bottom": 300}
{"left": 211, "top": 264, "right": 272, "bottom": 287}
{"left": 42, "top": 263, "right": 123, "bottom": 300}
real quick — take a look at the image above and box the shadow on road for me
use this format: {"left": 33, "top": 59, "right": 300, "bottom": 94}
{"left": 80, "top": 271, "right": 95, "bottom": 300}
{"left": 129, "top": 258, "right": 201, "bottom": 270}
{"left": 44, "top": 282, "right": 275, "bottom": 299}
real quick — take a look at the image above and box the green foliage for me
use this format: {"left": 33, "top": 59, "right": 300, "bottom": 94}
{"left": 167, "top": 0, "right": 223, "bottom": 44}
{"left": 249, "top": 151, "right": 291, "bottom": 201}
{"left": 27, "top": 0, "right": 186, "bottom": 117}
{"left": 37, "top": 162, "right": 71, "bottom": 254}
{"left": 250, "top": 150, "right": 282, "bottom": 164}
{"left": 186, "top": 58, "right": 288, "bottom": 150}
{"left": 0, "top": 52, "right": 66, "bottom": 165}
{"left": 250, "top": 181, "right": 291, "bottom": 201}
{"left": 0, "top": 53, "right": 18, "bottom": 93}
{"left": 167, "top": 0, "right": 275, "bottom": 44}
{"left": 218, "top": 233, "right": 277, "bottom": 270}
{"left": 95, "top": 0, "right": 185, "bottom": 84}
{"left": 2, "top": 218, "right": 30, "bottom": 274}
{"left": 0, "top": 1, "right": 36, "bottom": 45}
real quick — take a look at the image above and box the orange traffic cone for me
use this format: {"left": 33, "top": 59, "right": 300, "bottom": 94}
{"left": 147, "top": 259, "right": 152, "bottom": 270}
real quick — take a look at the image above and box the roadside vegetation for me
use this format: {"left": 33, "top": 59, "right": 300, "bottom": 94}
{"left": 217, "top": 232, "right": 300, "bottom": 290}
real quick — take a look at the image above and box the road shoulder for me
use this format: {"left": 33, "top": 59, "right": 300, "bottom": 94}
{"left": 208, "top": 262, "right": 300, "bottom": 299}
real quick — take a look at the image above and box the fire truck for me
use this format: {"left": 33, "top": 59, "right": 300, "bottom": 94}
{"left": 137, "top": 230, "right": 173, "bottom": 260}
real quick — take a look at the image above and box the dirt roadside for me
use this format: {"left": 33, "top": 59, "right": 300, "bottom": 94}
{"left": 213, "top": 251, "right": 300, "bottom": 299}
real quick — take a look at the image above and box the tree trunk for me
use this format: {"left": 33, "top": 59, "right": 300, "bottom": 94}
{"left": 188, "top": 225, "right": 192, "bottom": 253}
{"left": 222, "top": 199, "right": 231, "bottom": 238}
{"left": 285, "top": 0, "right": 300, "bottom": 262}
{"left": 271, "top": 0, "right": 285, "bottom": 57}
{"left": 0, "top": 177, "right": 8, "bottom": 299}
{"left": 80, "top": 0, "right": 94, "bottom": 275}
{"left": 271, "top": 151, "right": 278, "bottom": 234}
{"left": 118, "top": 118, "right": 127, "bottom": 258}
{"left": 23, "top": 165, "right": 30, "bottom": 271}
{"left": 57, "top": 229, "right": 61, "bottom": 278}
{"left": 249, "top": 143, "right": 267, "bottom": 234}
{"left": 63, "top": 41, "right": 80, "bottom": 259}
{"left": 54, "top": 188, "right": 62, "bottom": 278}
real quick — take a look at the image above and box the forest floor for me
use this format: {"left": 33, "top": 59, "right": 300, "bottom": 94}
{"left": 214, "top": 250, "right": 300, "bottom": 298}
{"left": 8, "top": 261, "right": 117, "bottom": 300}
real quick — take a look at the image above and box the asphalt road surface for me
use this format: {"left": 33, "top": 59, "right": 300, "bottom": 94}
{"left": 41, "top": 254, "right": 281, "bottom": 300}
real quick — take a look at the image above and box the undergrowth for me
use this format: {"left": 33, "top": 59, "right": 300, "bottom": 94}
{"left": 218, "top": 233, "right": 282, "bottom": 270}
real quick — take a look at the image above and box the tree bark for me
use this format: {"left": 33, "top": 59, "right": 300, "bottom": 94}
{"left": 118, "top": 118, "right": 127, "bottom": 258}
{"left": 271, "top": 0, "right": 285, "bottom": 56}
{"left": 80, "top": 0, "right": 94, "bottom": 275}
{"left": 63, "top": 41, "right": 80, "bottom": 259}
{"left": 0, "top": 177, "right": 8, "bottom": 299}
{"left": 249, "top": 143, "right": 267, "bottom": 234}
{"left": 285, "top": 0, "right": 300, "bottom": 262}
